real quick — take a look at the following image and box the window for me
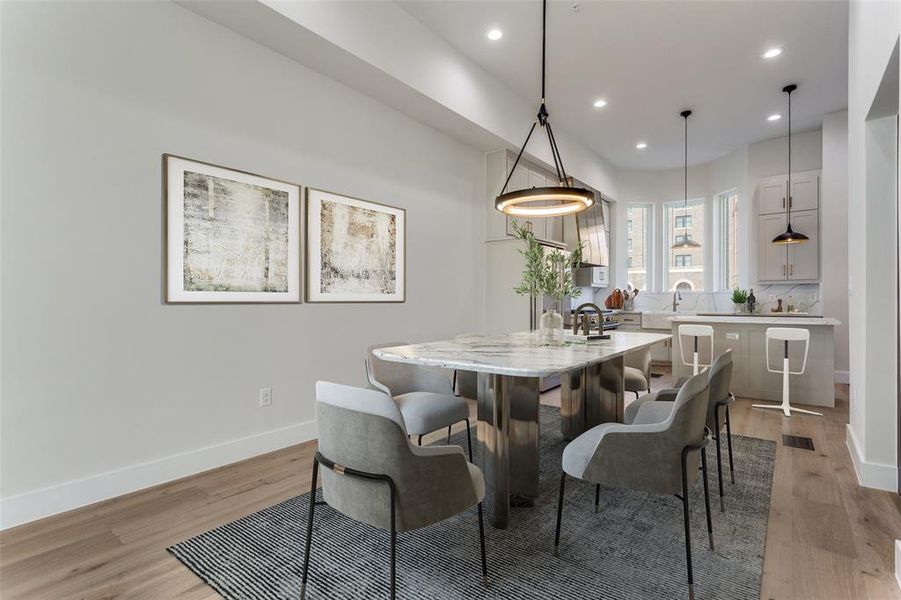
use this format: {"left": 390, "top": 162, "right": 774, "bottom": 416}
{"left": 625, "top": 204, "right": 651, "bottom": 291}
{"left": 719, "top": 191, "right": 739, "bottom": 290}
{"left": 665, "top": 199, "right": 704, "bottom": 291}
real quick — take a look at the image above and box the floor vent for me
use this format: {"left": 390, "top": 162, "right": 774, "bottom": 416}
{"left": 782, "top": 434, "right": 815, "bottom": 451}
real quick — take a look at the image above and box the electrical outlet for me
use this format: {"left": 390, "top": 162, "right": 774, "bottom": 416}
{"left": 259, "top": 387, "right": 272, "bottom": 407}
{"left": 808, "top": 293, "right": 817, "bottom": 303}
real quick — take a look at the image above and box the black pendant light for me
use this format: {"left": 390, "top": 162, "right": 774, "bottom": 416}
{"left": 672, "top": 110, "right": 701, "bottom": 249}
{"left": 772, "top": 84, "right": 809, "bottom": 245}
{"left": 495, "top": 0, "right": 593, "bottom": 218}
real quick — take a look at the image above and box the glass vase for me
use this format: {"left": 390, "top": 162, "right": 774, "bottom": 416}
{"left": 539, "top": 307, "right": 565, "bottom": 346}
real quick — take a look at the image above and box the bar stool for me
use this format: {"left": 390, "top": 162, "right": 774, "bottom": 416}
{"left": 678, "top": 324, "right": 715, "bottom": 376}
{"left": 752, "top": 327, "right": 821, "bottom": 417}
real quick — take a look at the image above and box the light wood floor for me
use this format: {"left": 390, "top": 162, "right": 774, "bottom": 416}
{"left": 2, "top": 369, "right": 900, "bottom": 600}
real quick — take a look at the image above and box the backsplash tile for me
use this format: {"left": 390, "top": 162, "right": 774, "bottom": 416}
{"left": 584, "top": 284, "right": 821, "bottom": 315}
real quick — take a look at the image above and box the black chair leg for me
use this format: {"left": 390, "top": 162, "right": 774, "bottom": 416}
{"left": 300, "top": 459, "right": 319, "bottom": 600}
{"left": 418, "top": 434, "right": 423, "bottom": 446}
{"left": 725, "top": 405, "right": 736, "bottom": 484}
{"left": 594, "top": 484, "right": 601, "bottom": 513}
{"left": 447, "top": 425, "right": 452, "bottom": 443}
{"left": 390, "top": 484, "right": 397, "bottom": 600}
{"left": 554, "top": 472, "right": 566, "bottom": 556}
{"left": 680, "top": 453, "right": 695, "bottom": 600}
{"left": 714, "top": 405, "right": 725, "bottom": 512}
{"left": 477, "top": 502, "right": 488, "bottom": 585}
{"left": 634, "top": 391, "right": 640, "bottom": 399}
{"left": 465, "top": 419, "right": 474, "bottom": 462}
{"left": 701, "top": 447, "right": 714, "bottom": 551}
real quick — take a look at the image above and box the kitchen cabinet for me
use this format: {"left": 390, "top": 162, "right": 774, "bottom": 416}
{"left": 787, "top": 210, "right": 819, "bottom": 280}
{"left": 756, "top": 170, "right": 820, "bottom": 283}
{"left": 757, "top": 210, "right": 819, "bottom": 282}
{"left": 758, "top": 179, "right": 788, "bottom": 215}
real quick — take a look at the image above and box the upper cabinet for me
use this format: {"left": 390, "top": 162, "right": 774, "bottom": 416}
{"left": 756, "top": 170, "right": 821, "bottom": 283}
{"left": 485, "top": 150, "right": 567, "bottom": 246}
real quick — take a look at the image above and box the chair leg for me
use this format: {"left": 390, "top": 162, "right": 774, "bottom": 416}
{"left": 714, "top": 405, "right": 725, "bottom": 512}
{"left": 465, "top": 419, "right": 474, "bottom": 462}
{"left": 634, "top": 391, "right": 640, "bottom": 400}
{"left": 681, "top": 454, "right": 695, "bottom": 600}
{"left": 594, "top": 484, "right": 601, "bottom": 513}
{"left": 418, "top": 434, "right": 423, "bottom": 446}
{"left": 554, "top": 472, "right": 566, "bottom": 557}
{"left": 477, "top": 502, "right": 488, "bottom": 585}
{"left": 390, "top": 484, "right": 396, "bottom": 600}
{"left": 701, "top": 447, "right": 714, "bottom": 551}
{"left": 447, "top": 425, "right": 452, "bottom": 443}
{"left": 725, "top": 405, "right": 735, "bottom": 484}
{"left": 300, "top": 459, "right": 319, "bottom": 600}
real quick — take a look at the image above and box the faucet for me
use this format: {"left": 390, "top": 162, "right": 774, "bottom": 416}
{"left": 672, "top": 290, "right": 682, "bottom": 312}
{"left": 572, "top": 303, "right": 604, "bottom": 335}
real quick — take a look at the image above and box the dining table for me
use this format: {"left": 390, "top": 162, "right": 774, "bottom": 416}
{"left": 371, "top": 330, "right": 671, "bottom": 528}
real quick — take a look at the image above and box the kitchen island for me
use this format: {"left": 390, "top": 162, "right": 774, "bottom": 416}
{"left": 670, "top": 315, "right": 841, "bottom": 408}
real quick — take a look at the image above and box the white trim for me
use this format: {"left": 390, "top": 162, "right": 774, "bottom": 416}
{"left": 0, "top": 419, "right": 318, "bottom": 531}
{"left": 834, "top": 370, "right": 850, "bottom": 384}
{"left": 846, "top": 424, "right": 898, "bottom": 492}
{"left": 895, "top": 540, "right": 901, "bottom": 593}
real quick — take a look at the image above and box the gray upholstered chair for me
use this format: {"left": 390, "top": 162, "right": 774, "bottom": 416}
{"left": 555, "top": 373, "right": 714, "bottom": 600}
{"left": 625, "top": 349, "right": 736, "bottom": 511}
{"left": 366, "top": 342, "right": 473, "bottom": 459}
{"left": 624, "top": 347, "right": 652, "bottom": 398}
{"left": 301, "top": 381, "right": 487, "bottom": 599}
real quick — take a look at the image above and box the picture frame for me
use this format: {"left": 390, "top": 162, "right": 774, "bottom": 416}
{"left": 164, "top": 154, "right": 301, "bottom": 303}
{"left": 305, "top": 188, "right": 406, "bottom": 303}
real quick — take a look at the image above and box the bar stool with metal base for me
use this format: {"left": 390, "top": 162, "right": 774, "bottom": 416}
{"left": 678, "top": 324, "right": 715, "bottom": 376}
{"left": 752, "top": 327, "right": 821, "bottom": 417}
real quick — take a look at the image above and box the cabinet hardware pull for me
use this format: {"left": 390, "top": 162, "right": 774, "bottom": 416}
{"left": 782, "top": 197, "right": 785, "bottom": 209}
{"left": 783, "top": 265, "right": 786, "bottom": 276}
{"left": 789, "top": 196, "right": 792, "bottom": 208}
{"left": 790, "top": 264, "right": 793, "bottom": 276}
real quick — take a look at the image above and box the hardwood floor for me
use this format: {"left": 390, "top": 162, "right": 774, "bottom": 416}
{"left": 2, "top": 370, "right": 900, "bottom": 599}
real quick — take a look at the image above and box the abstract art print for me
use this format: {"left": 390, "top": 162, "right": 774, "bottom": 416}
{"left": 306, "top": 189, "right": 405, "bottom": 302}
{"left": 165, "top": 155, "right": 300, "bottom": 303}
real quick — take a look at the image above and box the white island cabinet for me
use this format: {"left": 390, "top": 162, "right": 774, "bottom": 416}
{"left": 669, "top": 315, "right": 840, "bottom": 408}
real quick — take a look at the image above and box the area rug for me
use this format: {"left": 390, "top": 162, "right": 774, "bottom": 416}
{"left": 169, "top": 406, "right": 774, "bottom": 599}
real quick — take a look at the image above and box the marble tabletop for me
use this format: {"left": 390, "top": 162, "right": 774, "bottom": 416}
{"left": 372, "top": 331, "right": 671, "bottom": 378}
{"left": 669, "top": 315, "right": 841, "bottom": 326}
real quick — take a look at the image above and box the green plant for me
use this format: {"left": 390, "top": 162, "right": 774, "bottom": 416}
{"left": 512, "top": 221, "right": 583, "bottom": 303}
{"left": 731, "top": 288, "right": 749, "bottom": 304}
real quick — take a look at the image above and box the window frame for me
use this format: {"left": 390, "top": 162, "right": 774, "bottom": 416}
{"left": 716, "top": 189, "right": 739, "bottom": 291}
{"left": 625, "top": 202, "right": 654, "bottom": 292}
{"left": 663, "top": 198, "right": 705, "bottom": 292}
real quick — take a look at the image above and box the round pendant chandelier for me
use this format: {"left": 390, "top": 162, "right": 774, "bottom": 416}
{"left": 494, "top": 0, "right": 593, "bottom": 218}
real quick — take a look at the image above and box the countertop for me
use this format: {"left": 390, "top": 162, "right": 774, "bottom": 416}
{"left": 669, "top": 315, "right": 841, "bottom": 326}
{"left": 372, "top": 330, "right": 671, "bottom": 378}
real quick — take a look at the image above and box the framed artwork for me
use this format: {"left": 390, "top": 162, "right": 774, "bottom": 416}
{"left": 165, "top": 154, "right": 301, "bottom": 303}
{"left": 306, "top": 188, "right": 406, "bottom": 303}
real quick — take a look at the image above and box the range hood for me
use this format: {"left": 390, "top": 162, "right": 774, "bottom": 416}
{"left": 575, "top": 197, "right": 609, "bottom": 266}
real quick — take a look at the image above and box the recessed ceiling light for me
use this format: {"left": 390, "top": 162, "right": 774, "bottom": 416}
{"left": 635, "top": 142, "right": 647, "bottom": 150}
{"left": 487, "top": 28, "right": 503, "bottom": 41}
{"left": 592, "top": 98, "right": 607, "bottom": 109}
{"left": 762, "top": 46, "right": 783, "bottom": 59}
{"left": 767, "top": 113, "right": 782, "bottom": 121}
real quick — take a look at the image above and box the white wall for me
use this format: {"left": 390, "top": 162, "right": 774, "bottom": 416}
{"left": 0, "top": 1, "right": 486, "bottom": 527}
{"left": 846, "top": 0, "right": 900, "bottom": 492}
{"left": 821, "top": 110, "right": 850, "bottom": 377}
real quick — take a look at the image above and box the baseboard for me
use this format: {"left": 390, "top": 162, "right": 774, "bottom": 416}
{"left": 895, "top": 540, "right": 901, "bottom": 592}
{"left": 846, "top": 424, "right": 898, "bottom": 492}
{"left": 0, "top": 419, "right": 317, "bottom": 531}
{"left": 834, "top": 370, "right": 850, "bottom": 384}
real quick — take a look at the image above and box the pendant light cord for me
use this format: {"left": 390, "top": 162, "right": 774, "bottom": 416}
{"left": 684, "top": 113, "right": 688, "bottom": 208}
{"left": 541, "top": 0, "right": 546, "bottom": 102}
{"left": 787, "top": 87, "right": 792, "bottom": 221}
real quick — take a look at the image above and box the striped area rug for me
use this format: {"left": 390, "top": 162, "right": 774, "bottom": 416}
{"left": 169, "top": 406, "right": 774, "bottom": 599}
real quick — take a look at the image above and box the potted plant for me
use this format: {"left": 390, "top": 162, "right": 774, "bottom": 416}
{"left": 512, "top": 221, "right": 582, "bottom": 345}
{"left": 731, "top": 288, "right": 749, "bottom": 313}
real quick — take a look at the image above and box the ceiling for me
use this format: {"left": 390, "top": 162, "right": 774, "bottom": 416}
{"left": 398, "top": 0, "right": 849, "bottom": 170}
